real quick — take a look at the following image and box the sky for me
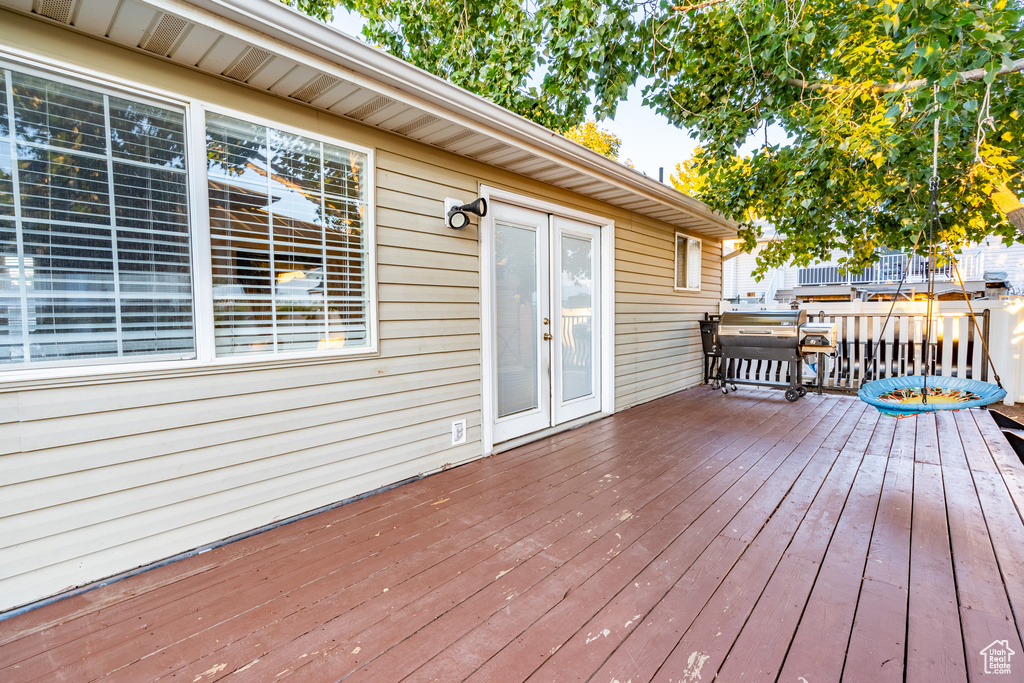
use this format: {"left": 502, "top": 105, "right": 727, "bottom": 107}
{"left": 328, "top": 11, "right": 702, "bottom": 183}
{"left": 596, "top": 83, "right": 701, "bottom": 182}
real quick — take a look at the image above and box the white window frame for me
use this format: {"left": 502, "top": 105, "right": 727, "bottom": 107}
{"left": 673, "top": 231, "right": 702, "bottom": 292}
{"left": 0, "top": 52, "right": 378, "bottom": 386}
{"left": 199, "top": 105, "right": 378, "bottom": 362}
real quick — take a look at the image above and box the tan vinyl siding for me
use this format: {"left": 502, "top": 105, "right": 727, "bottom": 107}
{"left": 0, "top": 149, "right": 487, "bottom": 610}
{"left": 614, "top": 217, "right": 722, "bottom": 410}
{"left": 0, "top": 12, "right": 726, "bottom": 612}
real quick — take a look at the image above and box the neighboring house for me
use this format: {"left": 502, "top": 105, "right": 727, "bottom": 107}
{"left": 723, "top": 233, "right": 1023, "bottom": 304}
{"left": 0, "top": 0, "right": 735, "bottom": 613}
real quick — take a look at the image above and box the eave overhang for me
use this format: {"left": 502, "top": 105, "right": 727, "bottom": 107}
{"left": 0, "top": 0, "right": 738, "bottom": 239}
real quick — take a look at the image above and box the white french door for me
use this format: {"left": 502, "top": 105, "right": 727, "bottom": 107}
{"left": 489, "top": 202, "right": 603, "bottom": 444}
{"left": 551, "top": 215, "right": 602, "bottom": 424}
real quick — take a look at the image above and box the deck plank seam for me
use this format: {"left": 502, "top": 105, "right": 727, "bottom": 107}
{"left": 142, "top": 389, "right": 790, "bottom": 683}
{"left": 631, "top": 400, "right": 862, "bottom": 682}
{"left": 775, "top": 408, "right": 889, "bottom": 682}
{"left": 334, "top": 396, "right": 832, "bottom": 682}
{"left": 553, "top": 401, "right": 856, "bottom": 682}
{"left": 702, "top": 404, "right": 876, "bottom": 682}
{"left": 409, "top": 395, "right": 839, "bottom": 679}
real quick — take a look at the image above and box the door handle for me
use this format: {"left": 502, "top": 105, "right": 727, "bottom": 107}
{"left": 543, "top": 332, "right": 553, "bottom": 341}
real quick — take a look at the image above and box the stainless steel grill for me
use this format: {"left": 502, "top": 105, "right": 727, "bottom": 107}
{"left": 799, "top": 321, "right": 838, "bottom": 352}
{"left": 717, "top": 310, "right": 835, "bottom": 401}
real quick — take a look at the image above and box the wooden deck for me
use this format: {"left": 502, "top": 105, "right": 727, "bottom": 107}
{"left": 2, "top": 387, "right": 1024, "bottom": 682}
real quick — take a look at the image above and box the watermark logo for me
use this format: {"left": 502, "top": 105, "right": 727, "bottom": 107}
{"left": 980, "top": 640, "right": 1016, "bottom": 675}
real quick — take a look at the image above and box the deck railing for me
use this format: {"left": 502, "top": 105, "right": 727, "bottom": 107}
{"left": 806, "top": 309, "right": 991, "bottom": 389}
{"left": 722, "top": 309, "right": 992, "bottom": 391}
{"left": 797, "top": 252, "right": 986, "bottom": 287}
{"left": 561, "top": 314, "right": 591, "bottom": 367}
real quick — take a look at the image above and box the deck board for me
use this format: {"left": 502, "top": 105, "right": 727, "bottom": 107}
{"left": 1, "top": 387, "right": 1023, "bottom": 682}
{"left": 158, "top": 394, "right": 778, "bottom": 683}
{"left": 776, "top": 452, "right": 888, "bottom": 682}
{"left": 907, "top": 461, "right": 968, "bottom": 682}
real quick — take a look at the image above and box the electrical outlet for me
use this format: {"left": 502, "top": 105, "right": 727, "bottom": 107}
{"left": 451, "top": 419, "right": 467, "bottom": 446}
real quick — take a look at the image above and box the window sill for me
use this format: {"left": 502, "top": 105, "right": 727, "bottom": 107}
{"left": 0, "top": 347, "right": 381, "bottom": 393}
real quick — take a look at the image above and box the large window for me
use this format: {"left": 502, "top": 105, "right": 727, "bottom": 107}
{"left": 206, "top": 113, "right": 370, "bottom": 356}
{"left": 0, "top": 67, "right": 193, "bottom": 369}
{"left": 0, "top": 63, "right": 375, "bottom": 375}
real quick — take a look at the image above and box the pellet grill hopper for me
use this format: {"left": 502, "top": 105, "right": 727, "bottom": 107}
{"left": 718, "top": 310, "right": 809, "bottom": 401}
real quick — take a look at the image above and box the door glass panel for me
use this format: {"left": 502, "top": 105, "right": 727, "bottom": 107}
{"left": 560, "top": 234, "right": 594, "bottom": 402}
{"left": 495, "top": 222, "right": 538, "bottom": 418}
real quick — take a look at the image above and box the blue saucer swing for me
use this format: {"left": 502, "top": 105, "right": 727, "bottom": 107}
{"left": 859, "top": 375, "right": 1006, "bottom": 419}
{"left": 857, "top": 118, "right": 1006, "bottom": 418}
{"left": 856, "top": 224, "right": 1006, "bottom": 419}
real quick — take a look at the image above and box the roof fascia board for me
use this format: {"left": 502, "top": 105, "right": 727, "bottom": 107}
{"left": 139, "top": 0, "right": 735, "bottom": 234}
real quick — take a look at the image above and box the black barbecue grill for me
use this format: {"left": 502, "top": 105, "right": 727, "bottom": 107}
{"left": 699, "top": 313, "right": 723, "bottom": 389}
{"left": 715, "top": 310, "right": 835, "bottom": 401}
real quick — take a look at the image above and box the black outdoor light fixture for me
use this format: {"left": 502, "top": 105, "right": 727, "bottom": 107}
{"left": 445, "top": 197, "right": 488, "bottom": 229}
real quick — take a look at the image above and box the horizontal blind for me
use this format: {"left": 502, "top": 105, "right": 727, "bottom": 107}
{"left": 206, "top": 112, "right": 370, "bottom": 357}
{"left": 675, "top": 233, "right": 701, "bottom": 290}
{"left": 0, "top": 67, "right": 194, "bottom": 369}
{"left": 687, "top": 236, "right": 702, "bottom": 289}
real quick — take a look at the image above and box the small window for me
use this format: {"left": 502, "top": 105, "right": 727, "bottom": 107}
{"left": 674, "top": 232, "right": 701, "bottom": 291}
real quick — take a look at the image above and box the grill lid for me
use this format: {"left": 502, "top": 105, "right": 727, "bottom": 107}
{"left": 719, "top": 310, "right": 808, "bottom": 338}
{"left": 719, "top": 311, "right": 807, "bottom": 327}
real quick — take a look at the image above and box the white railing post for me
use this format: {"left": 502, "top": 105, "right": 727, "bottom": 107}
{"left": 987, "top": 302, "right": 1018, "bottom": 405}
{"left": 1006, "top": 301, "right": 1024, "bottom": 405}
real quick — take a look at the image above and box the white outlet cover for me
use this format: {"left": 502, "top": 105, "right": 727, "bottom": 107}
{"left": 451, "top": 419, "right": 467, "bottom": 446}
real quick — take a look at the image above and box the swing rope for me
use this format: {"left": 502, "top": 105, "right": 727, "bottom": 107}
{"left": 947, "top": 246, "right": 1003, "bottom": 389}
{"left": 866, "top": 103, "right": 940, "bottom": 390}
{"left": 859, "top": 88, "right": 1008, "bottom": 417}
{"left": 922, "top": 175, "right": 937, "bottom": 403}
{"left": 921, "top": 105, "right": 941, "bottom": 404}
{"left": 865, "top": 226, "right": 924, "bottom": 379}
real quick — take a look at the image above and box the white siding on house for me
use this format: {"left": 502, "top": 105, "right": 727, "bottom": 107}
{"left": 784, "top": 261, "right": 801, "bottom": 290}
{"left": 723, "top": 247, "right": 737, "bottom": 299}
{"left": 723, "top": 244, "right": 777, "bottom": 301}
{"left": 736, "top": 257, "right": 768, "bottom": 299}
{"left": 976, "top": 236, "right": 1024, "bottom": 291}
{"left": 0, "top": 13, "right": 727, "bottom": 612}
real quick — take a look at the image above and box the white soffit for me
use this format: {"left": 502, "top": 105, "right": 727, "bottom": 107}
{"left": 1, "top": 0, "right": 737, "bottom": 239}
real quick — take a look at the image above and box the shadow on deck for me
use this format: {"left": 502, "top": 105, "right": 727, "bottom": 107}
{"left": 2, "top": 387, "right": 1024, "bottom": 682}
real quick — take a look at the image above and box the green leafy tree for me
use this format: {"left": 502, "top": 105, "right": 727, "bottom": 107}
{"left": 670, "top": 146, "right": 706, "bottom": 198}
{"left": 645, "top": 0, "right": 1024, "bottom": 276}
{"left": 285, "top": 0, "right": 1024, "bottom": 274}
{"left": 280, "top": 0, "right": 639, "bottom": 129}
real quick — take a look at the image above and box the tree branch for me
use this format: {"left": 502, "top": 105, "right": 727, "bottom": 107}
{"left": 784, "top": 57, "right": 1024, "bottom": 93}
{"left": 671, "top": 0, "right": 728, "bottom": 12}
